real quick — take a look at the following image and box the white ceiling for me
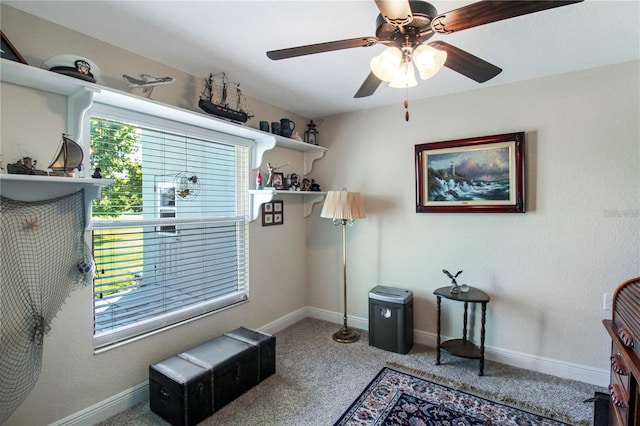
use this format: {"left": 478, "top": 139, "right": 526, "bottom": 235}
{"left": 6, "top": 1, "right": 640, "bottom": 119}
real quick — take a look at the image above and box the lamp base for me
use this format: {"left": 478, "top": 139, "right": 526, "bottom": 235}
{"left": 333, "top": 327, "right": 360, "bottom": 344}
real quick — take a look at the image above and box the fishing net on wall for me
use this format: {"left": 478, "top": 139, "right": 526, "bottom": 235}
{"left": 0, "top": 190, "right": 93, "bottom": 423}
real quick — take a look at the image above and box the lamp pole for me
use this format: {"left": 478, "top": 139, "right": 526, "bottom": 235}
{"left": 333, "top": 218, "right": 359, "bottom": 343}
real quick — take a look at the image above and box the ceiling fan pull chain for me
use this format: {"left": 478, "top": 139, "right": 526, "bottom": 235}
{"left": 404, "top": 89, "right": 410, "bottom": 122}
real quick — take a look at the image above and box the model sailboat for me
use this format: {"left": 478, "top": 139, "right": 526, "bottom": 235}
{"left": 198, "top": 73, "right": 253, "bottom": 123}
{"left": 48, "top": 134, "right": 83, "bottom": 176}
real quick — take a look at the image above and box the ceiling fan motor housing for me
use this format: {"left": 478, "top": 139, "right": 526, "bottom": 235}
{"left": 376, "top": 1, "right": 437, "bottom": 47}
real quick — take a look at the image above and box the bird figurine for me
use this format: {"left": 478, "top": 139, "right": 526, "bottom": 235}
{"left": 443, "top": 269, "right": 463, "bottom": 293}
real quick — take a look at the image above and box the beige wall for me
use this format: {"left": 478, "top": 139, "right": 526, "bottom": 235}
{"left": 1, "top": 6, "right": 311, "bottom": 425}
{"left": 308, "top": 60, "right": 639, "bottom": 371}
{"left": 1, "top": 4, "right": 639, "bottom": 425}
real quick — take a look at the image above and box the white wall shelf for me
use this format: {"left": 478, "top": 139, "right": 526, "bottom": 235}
{"left": 249, "top": 189, "right": 326, "bottom": 221}
{"left": 0, "top": 174, "right": 113, "bottom": 227}
{"left": 1, "top": 59, "right": 329, "bottom": 221}
{"left": 0, "top": 58, "right": 327, "bottom": 174}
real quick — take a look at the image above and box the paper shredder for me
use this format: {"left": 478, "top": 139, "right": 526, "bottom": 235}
{"left": 368, "top": 285, "right": 414, "bottom": 354}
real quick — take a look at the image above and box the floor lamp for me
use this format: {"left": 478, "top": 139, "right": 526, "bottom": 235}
{"left": 320, "top": 189, "right": 366, "bottom": 343}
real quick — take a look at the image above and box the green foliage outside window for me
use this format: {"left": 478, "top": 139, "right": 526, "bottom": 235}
{"left": 90, "top": 118, "right": 143, "bottom": 218}
{"left": 90, "top": 118, "right": 144, "bottom": 298}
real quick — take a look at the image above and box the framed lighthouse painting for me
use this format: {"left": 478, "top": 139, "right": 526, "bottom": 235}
{"left": 415, "top": 132, "right": 525, "bottom": 213}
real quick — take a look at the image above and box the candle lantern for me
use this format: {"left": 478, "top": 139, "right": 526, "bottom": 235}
{"left": 303, "top": 120, "right": 319, "bottom": 145}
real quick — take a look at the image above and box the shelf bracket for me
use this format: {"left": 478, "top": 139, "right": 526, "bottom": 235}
{"left": 67, "top": 86, "right": 98, "bottom": 145}
{"left": 249, "top": 189, "right": 276, "bottom": 221}
{"left": 248, "top": 189, "right": 325, "bottom": 221}
{"left": 304, "top": 150, "right": 325, "bottom": 175}
{"left": 303, "top": 192, "right": 325, "bottom": 217}
{"left": 252, "top": 136, "right": 277, "bottom": 170}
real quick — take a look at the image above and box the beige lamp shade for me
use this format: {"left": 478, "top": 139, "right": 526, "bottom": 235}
{"left": 320, "top": 190, "right": 366, "bottom": 221}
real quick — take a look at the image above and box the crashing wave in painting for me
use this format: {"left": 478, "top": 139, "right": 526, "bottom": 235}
{"left": 429, "top": 176, "right": 510, "bottom": 201}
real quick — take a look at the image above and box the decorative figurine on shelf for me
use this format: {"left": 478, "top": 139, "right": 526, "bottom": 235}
{"left": 49, "top": 134, "right": 83, "bottom": 176}
{"left": 7, "top": 157, "right": 47, "bottom": 175}
{"left": 303, "top": 119, "right": 320, "bottom": 145}
{"left": 123, "top": 73, "right": 175, "bottom": 98}
{"left": 256, "top": 170, "right": 263, "bottom": 190}
{"left": 287, "top": 173, "right": 300, "bottom": 191}
{"left": 92, "top": 167, "right": 102, "bottom": 179}
{"left": 310, "top": 179, "right": 321, "bottom": 191}
{"left": 301, "top": 178, "right": 311, "bottom": 191}
{"left": 265, "top": 162, "right": 289, "bottom": 187}
{"left": 443, "top": 269, "right": 464, "bottom": 293}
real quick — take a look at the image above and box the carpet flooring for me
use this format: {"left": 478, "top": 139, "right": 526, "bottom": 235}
{"left": 98, "top": 318, "right": 603, "bottom": 425}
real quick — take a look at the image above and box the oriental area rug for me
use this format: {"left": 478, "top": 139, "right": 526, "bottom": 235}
{"left": 334, "top": 366, "right": 571, "bottom": 426}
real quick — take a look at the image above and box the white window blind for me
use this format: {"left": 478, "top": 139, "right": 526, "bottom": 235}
{"left": 90, "top": 106, "right": 250, "bottom": 349}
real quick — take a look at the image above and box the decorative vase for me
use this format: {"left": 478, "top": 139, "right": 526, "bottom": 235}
{"left": 256, "top": 171, "right": 263, "bottom": 190}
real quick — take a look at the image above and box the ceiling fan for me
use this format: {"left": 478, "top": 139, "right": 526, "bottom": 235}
{"left": 267, "top": 0, "right": 583, "bottom": 117}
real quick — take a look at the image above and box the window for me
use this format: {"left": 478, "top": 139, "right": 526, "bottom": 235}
{"left": 90, "top": 104, "right": 250, "bottom": 349}
{"left": 157, "top": 183, "right": 177, "bottom": 235}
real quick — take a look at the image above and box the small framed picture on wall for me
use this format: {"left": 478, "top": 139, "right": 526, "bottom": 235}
{"left": 262, "top": 200, "right": 284, "bottom": 226}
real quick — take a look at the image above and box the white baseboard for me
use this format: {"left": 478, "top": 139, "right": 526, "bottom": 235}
{"left": 304, "top": 306, "right": 609, "bottom": 387}
{"left": 257, "top": 307, "right": 309, "bottom": 335}
{"left": 484, "top": 343, "right": 609, "bottom": 387}
{"left": 54, "top": 306, "right": 607, "bottom": 425}
{"left": 49, "top": 381, "right": 148, "bottom": 426}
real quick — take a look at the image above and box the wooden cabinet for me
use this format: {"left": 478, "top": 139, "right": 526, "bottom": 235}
{"left": 603, "top": 277, "right": 640, "bottom": 426}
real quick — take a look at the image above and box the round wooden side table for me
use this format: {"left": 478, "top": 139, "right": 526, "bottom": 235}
{"left": 434, "top": 286, "right": 490, "bottom": 376}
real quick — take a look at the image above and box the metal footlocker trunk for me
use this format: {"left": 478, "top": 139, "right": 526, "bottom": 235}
{"left": 149, "top": 355, "right": 212, "bottom": 426}
{"left": 224, "top": 326, "right": 276, "bottom": 381}
{"left": 178, "top": 335, "right": 259, "bottom": 412}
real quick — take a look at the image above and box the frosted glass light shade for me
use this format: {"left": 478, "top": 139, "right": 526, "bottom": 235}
{"left": 370, "top": 47, "right": 402, "bottom": 82}
{"left": 413, "top": 44, "right": 447, "bottom": 80}
{"left": 389, "top": 61, "right": 418, "bottom": 88}
{"left": 320, "top": 190, "right": 366, "bottom": 221}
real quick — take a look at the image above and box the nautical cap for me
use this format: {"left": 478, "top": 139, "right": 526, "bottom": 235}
{"left": 42, "top": 54, "right": 100, "bottom": 83}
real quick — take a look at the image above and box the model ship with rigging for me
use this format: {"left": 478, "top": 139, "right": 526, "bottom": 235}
{"left": 198, "top": 72, "right": 254, "bottom": 123}
{"left": 49, "top": 133, "right": 83, "bottom": 176}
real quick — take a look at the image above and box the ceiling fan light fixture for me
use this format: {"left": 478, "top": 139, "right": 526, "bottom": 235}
{"left": 267, "top": 0, "right": 584, "bottom": 100}
{"left": 370, "top": 47, "right": 402, "bottom": 82}
{"left": 389, "top": 61, "right": 417, "bottom": 88}
{"left": 413, "top": 44, "right": 447, "bottom": 80}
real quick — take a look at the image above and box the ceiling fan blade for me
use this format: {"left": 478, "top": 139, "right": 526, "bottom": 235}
{"left": 431, "top": 1, "right": 583, "bottom": 34}
{"left": 267, "top": 37, "right": 378, "bottom": 60}
{"left": 429, "top": 41, "right": 502, "bottom": 83}
{"left": 354, "top": 72, "right": 383, "bottom": 98}
{"left": 375, "top": 0, "right": 413, "bottom": 26}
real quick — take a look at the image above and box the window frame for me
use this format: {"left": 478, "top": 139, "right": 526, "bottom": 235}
{"left": 89, "top": 103, "right": 252, "bottom": 350}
